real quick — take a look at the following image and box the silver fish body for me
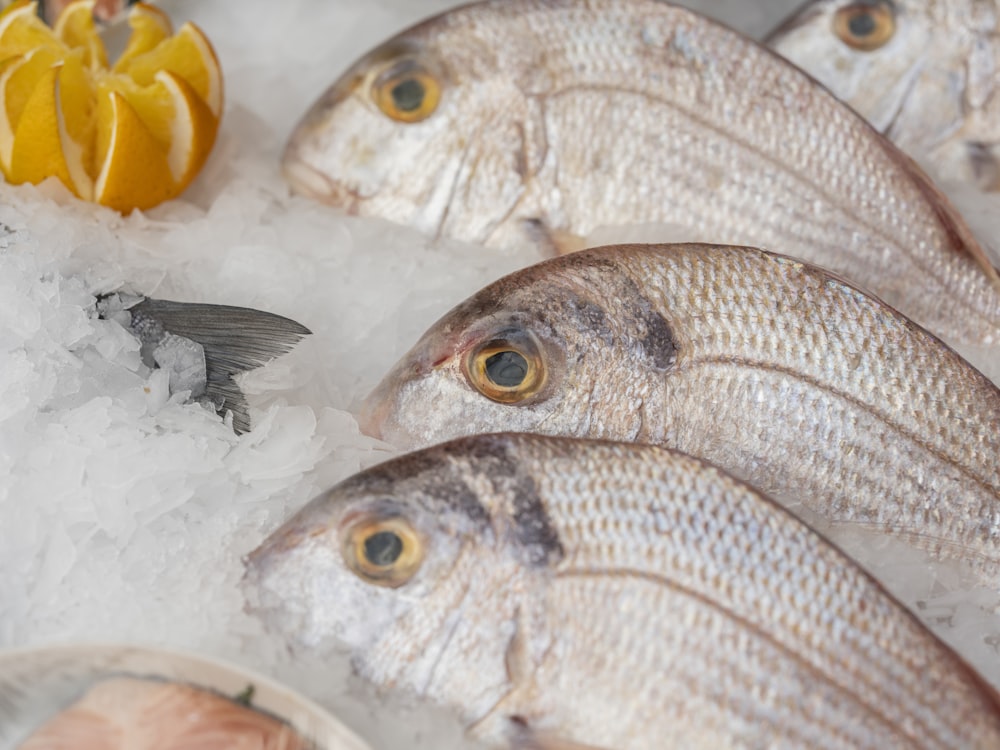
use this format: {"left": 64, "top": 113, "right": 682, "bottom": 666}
{"left": 361, "top": 243, "right": 1000, "bottom": 586}
{"left": 284, "top": 0, "right": 1000, "bottom": 346}
{"left": 246, "top": 433, "right": 1000, "bottom": 750}
{"left": 766, "top": 0, "right": 1000, "bottom": 190}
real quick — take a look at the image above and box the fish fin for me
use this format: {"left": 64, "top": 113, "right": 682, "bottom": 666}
{"left": 522, "top": 218, "right": 588, "bottom": 256}
{"left": 102, "top": 296, "right": 311, "bottom": 434}
{"left": 508, "top": 724, "right": 610, "bottom": 750}
{"left": 548, "top": 228, "right": 589, "bottom": 256}
{"left": 882, "top": 141, "right": 1000, "bottom": 293}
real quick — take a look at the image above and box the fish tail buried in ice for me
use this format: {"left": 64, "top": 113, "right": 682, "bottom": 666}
{"left": 766, "top": 0, "right": 1000, "bottom": 191}
{"left": 283, "top": 0, "right": 1000, "bottom": 346}
{"left": 97, "top": 293, "right": 311, "bottom": 434}
{"left": 245, "top": 433, "right": 1000, "bottom": 750}
{"left": 360, "top": 243, "right": 1000, "bottom": 588}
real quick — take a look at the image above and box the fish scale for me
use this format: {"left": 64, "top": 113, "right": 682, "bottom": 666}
{"left": 285, "top": 0, "right": 1000, "bottom": 347}
{"left": 543, "top": 463, "right": 987, "bottom": 749}
{"left": 246, "top": 434, "right": 1000, "bottom": 749}
{"left": 363, "top": 243, "right": 1000, "bottom": 586}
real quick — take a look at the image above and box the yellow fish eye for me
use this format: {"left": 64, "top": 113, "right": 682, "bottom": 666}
{"left": 372, "top": 60, "right": 441, "bottom": 123}
{"left": 466, "top": 334, "right": 546, "bottom": 404}
{"left": 343, "top": 516, "right": 423, "bottom": 587}
{"left": 833, "top": 2, "right": 895, "bottom": 51}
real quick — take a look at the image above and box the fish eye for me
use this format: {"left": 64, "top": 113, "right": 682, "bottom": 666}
{"left": 372, "top": 59, "right": 441, "bottom": 123}
{"left": 833, "top": 2, "right": 895, "bottom": 51}
{"left": 465, "top": 332, "right": 546, "bottom": 404}
{"left": 343, "top": 515, "right": 423, "bottom": 587}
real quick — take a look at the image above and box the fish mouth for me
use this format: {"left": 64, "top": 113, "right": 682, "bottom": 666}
{"left": 282, "top": 159, "right": 345, "bottom": 203}
{"left": 357, "top": 389, "right": 390, "bottom": 441}
{"left": 280, "top": 154, "right": 368, "bottom": 216}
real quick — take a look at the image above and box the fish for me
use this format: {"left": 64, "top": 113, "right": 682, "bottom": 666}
{"left": 283, "top": 0, "right": 1000, "bottom": 347}
{"left": 766, "top": 0, "right": 1000, "bottom": 191}
{"left": 97, "top": 293, "right": 311, "bottom": 434}
{"left": 246, "top": 432, "right": 1000, "bottom": 750}
{"left": 16, "top": 676, "right": 311, "bottom": 749}
{"left": 360, "top": 242, "right": 1000, "bottom": 587}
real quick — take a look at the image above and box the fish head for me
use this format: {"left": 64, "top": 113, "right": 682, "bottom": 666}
{"left": 245, "top": 436, "right": 559, "bottom": 724}
{"left": 766, "top": 0, "right": 937, "bottom": 133}
{"left": 283, "top": 7, "right": 543, "bottom": 245}
{"left": 361, "top": 247, "right": 677, "bottom": 449}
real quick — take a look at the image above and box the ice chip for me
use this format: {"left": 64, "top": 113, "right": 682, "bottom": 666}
{"left": 152, "top": 335, "right": 208, "bottom": 398}
{"left": 32, "top": 523, "right": 77, "bottom": 601}
{"left": 143, "top": 369, "right": 171, "bottom": 415}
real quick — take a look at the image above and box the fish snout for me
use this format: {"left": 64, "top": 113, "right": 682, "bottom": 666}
{"left": 358, "top": 358, "right": 428, "bottom": 441}
{"left": 358, "top": 387, "right": 392, "bottom": 441}
{"left": 243, "top": 531, "right": 300, "bottom": 604}
{"left": 281, "top": 156, "right": 360, "bottom": 212}
{"left": 358, "top": 351, "right": 445, "bottom": 443}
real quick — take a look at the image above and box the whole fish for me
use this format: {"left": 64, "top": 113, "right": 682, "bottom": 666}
{"left": 246, "top": 433, "right": 1000, "bottom": 750}
{"left": 17, "top": 677, "right": 311, "bottom": 750}
{"left": 766, "top": 0, "right": 1000, "bottom": 190}
{"left": 283, "top": 0, "right": 1000, "bottom": 346}
{"left": 361, "top": 243, "right": 1000, "bottom": 586}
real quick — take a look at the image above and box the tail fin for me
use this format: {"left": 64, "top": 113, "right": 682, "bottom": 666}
{"left": 100, "top": 295, "right": 311, "bottom": 433}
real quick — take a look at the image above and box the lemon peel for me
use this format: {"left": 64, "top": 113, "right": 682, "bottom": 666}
{"left": 0, "top": 0, "right": 222, "bottom": 212}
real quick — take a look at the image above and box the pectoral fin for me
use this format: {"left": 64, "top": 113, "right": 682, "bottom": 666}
{"left": 509, "top": 727, "right": 611, "bottom": 750}
{"left": 886, "top": 143, "right": 1000, "bottom": 292}
{"left": 522, "top": 218, "right": 588, "bottom": 256}
{"left": 98, "top": 294, "right": 311, "bottom": 434}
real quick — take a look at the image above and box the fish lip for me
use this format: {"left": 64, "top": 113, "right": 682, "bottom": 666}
{"left": 357, "top": 389, "right": 390, "bottom": 440}
{"left": 283, "top": 159, "right": 367, "bottom": 216}
{"left": 282, "top": 158, "right": 354, "bottom": 206}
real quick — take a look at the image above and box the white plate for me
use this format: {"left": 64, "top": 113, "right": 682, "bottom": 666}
{"left": 0, "top": 642, "right": 373, "bottom": 750}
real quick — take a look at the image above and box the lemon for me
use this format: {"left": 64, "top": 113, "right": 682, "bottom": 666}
{"left": 53, "top": 0, "right": 107, "bottom": 69}
{"left": 0, "top": 0, "right": 223, "bottom": 212}
{"left": 117, "top": 21, "right": 221, "bottom": 118}
{"left": 94, "top": 89, "right": 174, "bottom": 211}
{"left": 0, "top": 1, "right": 67, "bottom": 57}
{"left": 113, "top": 2, "right": 170, "bottom": 72}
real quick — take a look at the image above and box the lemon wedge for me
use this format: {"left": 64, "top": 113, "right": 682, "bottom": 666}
{"left": 0, "top": 0, "right": 222, "bottom": 212}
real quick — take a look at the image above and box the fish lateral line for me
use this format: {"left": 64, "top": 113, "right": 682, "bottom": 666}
{"left": 668, "top": 352, "right": 1000, "bottom": 490}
